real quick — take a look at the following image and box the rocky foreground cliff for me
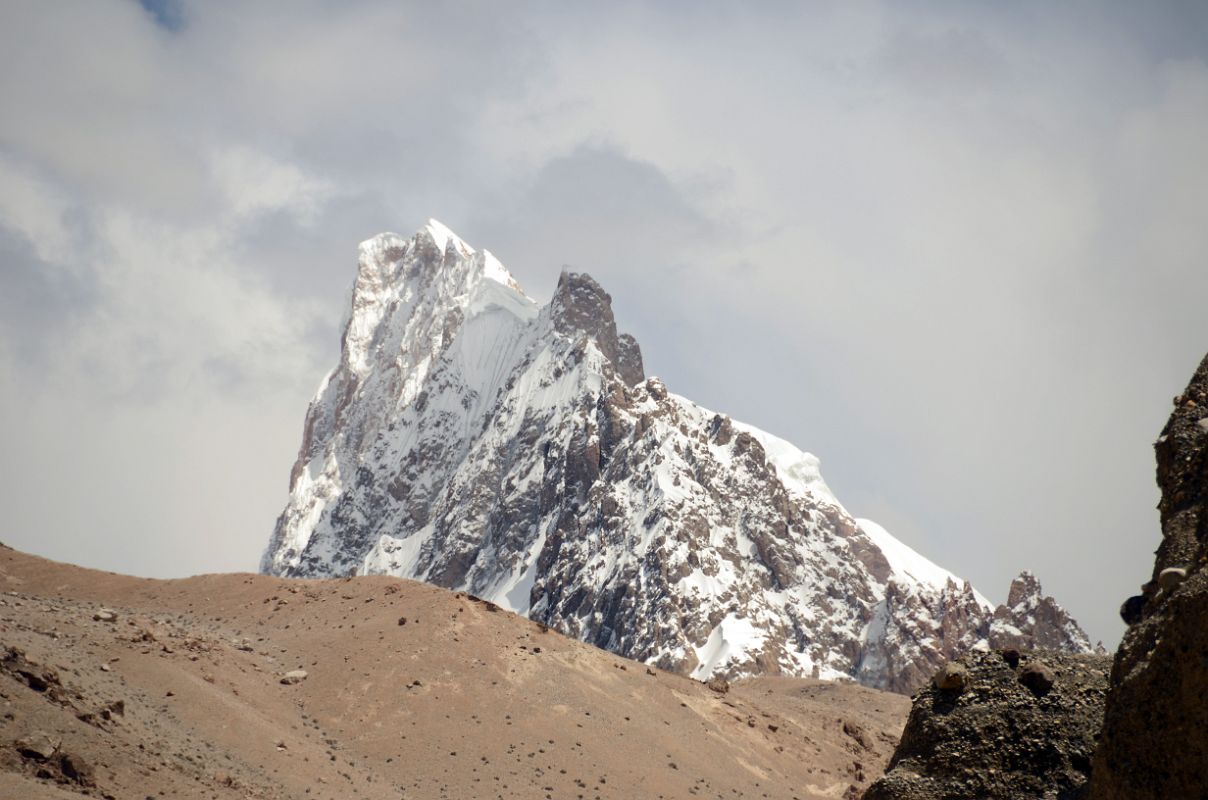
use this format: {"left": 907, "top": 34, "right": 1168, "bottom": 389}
{"left": 865, "top": 649, "right": 1112, "bottom": 799}
{"left": 262, "top": 220, "right": 1094, "bottom": 692}
{"left": 1088, "top": 352, "right": 1208, "bottom": 799}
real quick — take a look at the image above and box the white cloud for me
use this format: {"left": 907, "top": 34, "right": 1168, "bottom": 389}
{"left": 210, "top": 146, "right": 332, "bottom": 222}
{"left": 0, "top": 155, "right": 76, "bottom": 261}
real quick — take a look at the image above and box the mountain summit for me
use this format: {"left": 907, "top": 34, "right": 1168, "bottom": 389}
{"left": 262, "top": 220, "right": 1093, "bottom": 692}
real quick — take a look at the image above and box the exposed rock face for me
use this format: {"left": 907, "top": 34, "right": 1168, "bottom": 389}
{"left": 866, "top": 650, "right": 1112, "bottom": 800}
{"left": 262, "top": 219, "right": 1094, "bottom": 690}
{"left": 15, "top": 732, "right": 59, "bottom": 760}
{"left": 1089, "top": 353, "right": 1208, "bottom": 799}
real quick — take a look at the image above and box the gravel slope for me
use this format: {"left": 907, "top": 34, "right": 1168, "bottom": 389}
{"left": 0, "top": 544, "right": 909, "bottom": 800}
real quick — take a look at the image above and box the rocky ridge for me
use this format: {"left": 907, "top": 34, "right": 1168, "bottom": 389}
{"left": 262, "top": 219, "right": 1095, "bottom": 692}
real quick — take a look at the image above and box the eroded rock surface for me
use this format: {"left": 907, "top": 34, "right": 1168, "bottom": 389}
{"left": 1089, "top": 352, "right": 1208, "bottom": 800}
{"left": 865, "top": 649, "right": 1111, "bottom": 800}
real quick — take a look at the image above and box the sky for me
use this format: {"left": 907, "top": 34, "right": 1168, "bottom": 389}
{"left": 2, "top": 0, "right": 1207, "bottom": 648}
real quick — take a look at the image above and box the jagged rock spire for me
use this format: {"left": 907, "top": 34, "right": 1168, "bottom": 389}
{"left": 550, "top": 270, "right": 644, "bottom": 386}
{"left": 991, "top": 571, "right": 1094, "bottom": 653}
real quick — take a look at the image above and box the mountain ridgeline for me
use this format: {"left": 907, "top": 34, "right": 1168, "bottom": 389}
{"left": 262, "top": 220, "right": 1094, "bottom": 692}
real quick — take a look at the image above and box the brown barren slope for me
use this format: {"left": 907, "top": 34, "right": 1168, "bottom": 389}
{"left": 0, "top": 544, "right": 908, "bottom": 800}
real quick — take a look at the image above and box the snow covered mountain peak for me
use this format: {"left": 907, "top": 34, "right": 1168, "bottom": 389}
{"left": 421, "top": 217, "right": 466, "bottom": 254}
{"left": 356, "top": 222, "right": 525, "bottom": 306}
{"left": 264, "top": 220, "right": 1095, "bottom": 692}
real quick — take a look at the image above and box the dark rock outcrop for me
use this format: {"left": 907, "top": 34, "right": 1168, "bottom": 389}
{"left": 1089, "top": 353, "right": 1208, "bottom": 800}
{"left": 552, "top": 270, "right": 644, "bottom": 385}
{"left": 1, "top": 646, "right": 65, "bottom": 702}
{"left": 865, "top": 650, "right": 1111, "bottom": 800}
{"left": 551, "top": 270, "right": 641, "bottom": 382}
{"left": 615, "top": 332, "right": 645, "bottom": 386}
{"left": 11, "top": 733, "right": 96, "bottom": 788}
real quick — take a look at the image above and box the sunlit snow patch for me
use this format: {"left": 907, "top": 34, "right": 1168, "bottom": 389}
{"left": 857, "top": 518, "right": 993, "bottom": 611}
{"left": 690, "top": 613, "right": 767, "bottom": 679}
